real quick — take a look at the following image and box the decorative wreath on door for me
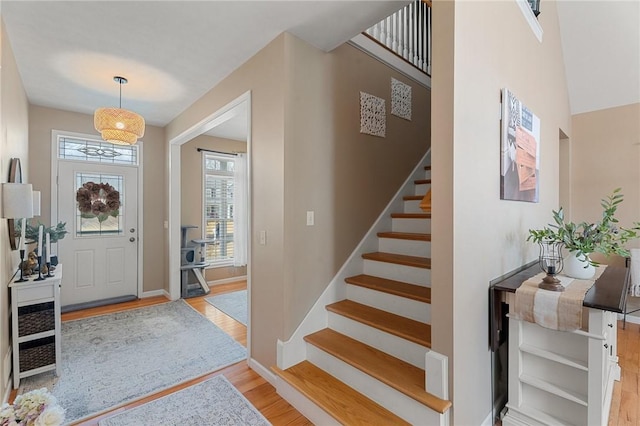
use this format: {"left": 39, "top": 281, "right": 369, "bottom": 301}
{"left": 76, "top": 182, "right": 120, "bottom": 223}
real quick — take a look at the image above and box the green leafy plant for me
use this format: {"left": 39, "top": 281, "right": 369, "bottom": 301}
{"left": 528, "top": 188, "right": 640, "bottom": 265}
{"left": 15, "top": 221, "right": 67, "bottom": 244}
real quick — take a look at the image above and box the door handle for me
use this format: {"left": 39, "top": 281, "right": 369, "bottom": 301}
{"left": 129, "top": 237, "right": 136, "bottom": 242}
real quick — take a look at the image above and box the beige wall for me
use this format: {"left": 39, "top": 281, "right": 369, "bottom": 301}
{"left": 570, "top": 103, "right": 640, "bottom": 253}
{"left": 167, "top": 33, "right": 287, "bottom": 367}
{"left": 0, "top": 17, "right": 30, "bottom": 400}
{"left": 432, "top": 1, "right": 571, "bottom": 423}
{"left": 28, "top": 106, "right": 167, "bottom": 293}
{"left": 283, "top": 36, "right": 431, "bottom": 336}
{"left": 181, "top": 134, "right": 247, "bottom": 282}
{"left": 167, "top": 32, "right": 430, "bottom": 368}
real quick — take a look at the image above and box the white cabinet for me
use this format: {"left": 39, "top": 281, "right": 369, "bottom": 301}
{"left": 9, "top": 266, "right": 62, "bottom": 389}
{"left": 503, "top": 306, "right": 619, "bottom": 426}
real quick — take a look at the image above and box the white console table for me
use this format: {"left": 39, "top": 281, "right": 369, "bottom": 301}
{"left": 9, "top": 266, "right": 62, "bottom": 389}
{"left": 491, "top": 265, "right": 628, "bottom": 426}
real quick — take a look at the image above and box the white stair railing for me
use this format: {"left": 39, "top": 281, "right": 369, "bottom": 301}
{"left": 365, "top": 0, "right": 432, "bottom": 75}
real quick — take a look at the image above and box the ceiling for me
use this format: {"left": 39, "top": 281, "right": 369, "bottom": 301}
{"left": 0, "top": 1, "right": 406, "bottom": 128}
{"left": 1, "top": 0, "right": 637, "bottom": 133}
{"left": 556, "top": 0, "right": 640, "bottom": 115}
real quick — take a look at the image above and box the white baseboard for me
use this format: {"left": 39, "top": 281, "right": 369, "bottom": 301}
{"left": 2, "top": 377, "right": 10, "bottom": 404}
{"left": 618, "top": 313, "right": 640, "bottom": 325}
{"left": 481, "top": 410, "right": 494, "bottom": 426}
{"left": 207, "top": 276, "right": 247, "bottom": 286}
{"left": 247, "top": 357, "right": 276, "bottom": 387}
{"left": 2, "top": 347, "right": 11, "bottom": 403}
{"left": 140, "top": 289, "right": 171, "bottom": 299}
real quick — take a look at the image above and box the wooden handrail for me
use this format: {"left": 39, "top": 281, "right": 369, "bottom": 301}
{"left": 422, "top": 0, "right": 432, "bottom": 7}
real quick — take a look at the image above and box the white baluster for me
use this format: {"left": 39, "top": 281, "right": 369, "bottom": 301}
{"left": 403, "top": 7, "right": 409, "bottom": 60}
{"left": 408, "top": 2, "right": 414, "bottom": 65}
{"left": 380, "top": 19, "right": 387, "bottom": 47}
{"left": 373, "top": 22, "right": 380, "bottom": 40}
{"left": 427, "top": 6, "right": 432, "bottom": 74}
{"left": 423, "top": 3, "right": 429, "bottom": 73}
{"left": 391, "top": 12, "right": 398, "bottom": 53}
{"left": 413, "top": 2, "right": 419, "bottom": 67}
{"left": 417, "top": 2, "right": 423, "bottom": 70}
{"left": 386, "top": 17, "right": 392, "bottom": 48}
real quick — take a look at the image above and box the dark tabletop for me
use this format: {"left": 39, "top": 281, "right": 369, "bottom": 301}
{"left": 492, "top": 263, "right": 629, "bottom": 313}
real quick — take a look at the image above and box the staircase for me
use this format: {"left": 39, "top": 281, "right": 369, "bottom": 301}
{"left": 273, "top": 159, "right": 452, "bottom": 425}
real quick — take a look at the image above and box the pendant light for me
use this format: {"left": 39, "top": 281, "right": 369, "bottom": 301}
{"left": 94, "top": 76, "right": 145, "bottom": 145}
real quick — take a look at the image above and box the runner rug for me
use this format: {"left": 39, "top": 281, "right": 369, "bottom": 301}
{"left": 205, "top": 290, "right": 247, "bottom": 325}
{"left": 18, "top": 300, "right": 246, "bottom": 424}
{"left": 99, "top": 375, "right": 270, "bottom": 426}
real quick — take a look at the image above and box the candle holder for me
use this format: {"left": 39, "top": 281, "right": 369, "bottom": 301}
{"left": 46, "top": 261, "right": 53, "bottom": 278}
{"left": 538, "top": 240, "right": 564, "bottom": 291}
{"left": 34, "top": 251, "right": 45, "bottom": 281}
{"left": 16, "top": 248, "right": 28, "bottom": 282}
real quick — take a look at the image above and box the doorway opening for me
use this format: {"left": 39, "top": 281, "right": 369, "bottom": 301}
{"left": 168, "top": 91, "right": 252, "bottom": 356}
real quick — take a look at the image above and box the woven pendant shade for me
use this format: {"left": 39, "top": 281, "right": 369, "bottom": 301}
{"left": 94, "top": 107, "right": 145, "bottom": 146}
{"left": 94, "top": 76, "right": 145, "bottom": 145}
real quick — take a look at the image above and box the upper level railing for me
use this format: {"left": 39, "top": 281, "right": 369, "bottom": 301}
{"left": 364, "top": 0, "right": 432, "bottom": 76}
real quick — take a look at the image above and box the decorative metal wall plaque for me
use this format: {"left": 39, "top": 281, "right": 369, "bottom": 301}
{"left": 391, "top": 78, "right": 412, "bottom": 121}
{"left": 360, "top": 92, "right": 386, "bottom": 137}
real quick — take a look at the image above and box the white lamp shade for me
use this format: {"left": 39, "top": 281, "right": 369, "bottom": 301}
{"left": 32, "top": 190, "right": 41, "bottom": 216}
{"left": 2, "top": 183, "right": 34, "bottom": 218}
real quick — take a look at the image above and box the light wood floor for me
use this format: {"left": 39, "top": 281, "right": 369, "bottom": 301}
{"left": 10, "top": 281, "right": 312, "bottom": 426}
{"left": 11, "top": 285, "right": 640, "bottom": 425}
{"left": 609, "top": 320, "right": 640, "bottom": 426}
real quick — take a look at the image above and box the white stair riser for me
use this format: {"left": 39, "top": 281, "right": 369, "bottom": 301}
{"left": 392, "top": 217, "right": 430, "bottom": 233}
{"left": 424, "top": 169, "right": 431, "bottom": 180}
{"left": 363, "top": 259, "right": 430, "bottom": 286}
{"left": 306, "top": 346, "right": 443, "bottom": 425}
{"left": 346, "top": 284, "right": 431, "bottom": 323}
{"left": 404, "top": 199, "right": 424, "bottom": 214}
{"left": 379, "top": 237, "right": 430, "bottom": 257}
{"left": 274, "top": 377, "right": 341, "bottom": 426}
{"left": 415, "top": 183, "right": 430, "bottom": 195}
{"left": 327, "top": 311, "right": 427, "bottom": 368}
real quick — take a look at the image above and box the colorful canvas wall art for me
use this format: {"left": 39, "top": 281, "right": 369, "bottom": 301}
{"left": 500, "top": 88, "right": 541, "bottom": 202}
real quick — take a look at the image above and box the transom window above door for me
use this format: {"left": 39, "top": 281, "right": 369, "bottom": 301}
{"left": 57, "top": 136, "right": 138, "bottom": 166}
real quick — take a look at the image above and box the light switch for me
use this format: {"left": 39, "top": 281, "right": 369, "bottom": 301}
{"left": 259, "top": 231, "right": 267, "bottom": 245}
{"left": 306, "top": 211, "right": 314, "bottom": 226}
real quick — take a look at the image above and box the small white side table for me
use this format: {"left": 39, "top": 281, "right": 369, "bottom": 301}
{"left": 9, "top": 265, "right": 62, "bottom": 389}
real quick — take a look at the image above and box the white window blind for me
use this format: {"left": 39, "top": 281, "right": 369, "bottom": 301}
{"left": 203, "top": 153, "right": 235, "bottom": 265}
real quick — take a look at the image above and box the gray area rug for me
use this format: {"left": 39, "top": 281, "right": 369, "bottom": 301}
{"left": 19, "top": 300, "right": 246, "bottom": 424}
{"left": 205, "top": 290, "right": 247, "bottom": 325}
{"left": 99, "top": 375, "right": 271, "bottom": 426}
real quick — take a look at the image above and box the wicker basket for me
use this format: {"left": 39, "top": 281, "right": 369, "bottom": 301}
{"left": 18, "top": 303, "right": 54, "bottom": 336}
{"left": 19, "top": 340, "right": 55, "bottom": 372}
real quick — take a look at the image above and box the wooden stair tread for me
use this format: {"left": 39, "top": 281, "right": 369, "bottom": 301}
{"left": 362, "top": 252, "right": 431, "bottom": 269}
{"left": 305, "top": 329, "right": 451, "bottom": 413}
{"left": 391, "top": 212, "right": 431, "bottom": 219}
{"left": 345, "top": 274, "right": 431, "bottom": 303}
{"left": 402, "top": 195, "right": 423, "bottom": 201}
{"left": 272, "top": 361, "right": 410, "bottom": 426}
{"left": 414, "top": 179, "right": 431, "bottom": 185}
{"left": 326, "top": 300, "right": 431, "bottom": 347}
{"left": 377, "top": 231, "right": 431, "bottom": 241}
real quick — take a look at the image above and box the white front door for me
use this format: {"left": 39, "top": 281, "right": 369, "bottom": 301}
{"left": 57, "top": 161, "right": 138, "bottom": 307}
